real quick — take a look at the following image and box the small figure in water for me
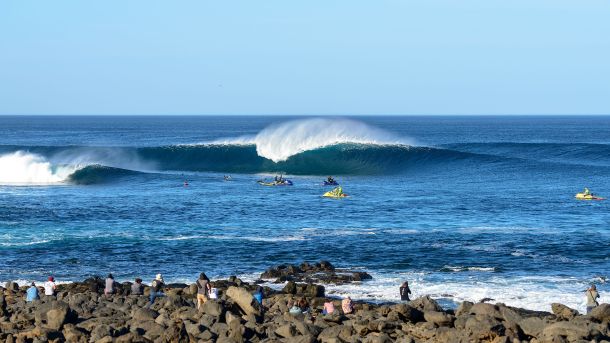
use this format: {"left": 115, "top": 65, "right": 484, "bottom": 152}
{"left": 400, "top": 281, "right": 412, "bottom": 301}
{"left": 224, "top": 175, "right": 232, "bottom": 181}
{"left": 184, "top": 180, "right": 189, "bottom": 187}
{"left": 327, "top": 176, "right": 335, "bottom": 184}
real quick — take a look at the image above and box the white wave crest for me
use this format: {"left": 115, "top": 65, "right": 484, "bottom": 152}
{"left": 213, "top": 118, "right": 410, "bottom": 162}
{"left": 0, "top": 151, "right": 80, "bottom": 185}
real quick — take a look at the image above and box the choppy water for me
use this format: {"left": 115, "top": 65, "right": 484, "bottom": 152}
{"left": 1, "top": 115, "right": 609, "bottom": 312}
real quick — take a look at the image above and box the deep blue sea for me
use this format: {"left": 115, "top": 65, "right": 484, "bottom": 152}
{"left": 1, "top": 115, "right": 609, "bottom": 312}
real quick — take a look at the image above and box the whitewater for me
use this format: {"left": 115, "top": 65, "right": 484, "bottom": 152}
{"left": 0, "top": 115, "right": 609, "bottom": 313}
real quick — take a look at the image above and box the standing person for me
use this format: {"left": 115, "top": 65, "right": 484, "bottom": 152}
{"left": 400, "top": 281, "right": 412, "bottom": 301}
{"left": 44, "top": 276, "right": 57, "bottom": 298}
{"left": 586, "top": 284, "right": 600, "bottom": 314}
{"left": 104, "top": 274, "right": 115, "bottom": 296}
{"left": 196, "top": 272, "right": 210, "bottom": 309}
{"left": 148, "top": 274, "right": 165, "bottom": 307}
{"left": 26, "top": 282, "right": 40, "bottom": 302}
{"left": 341, "top": 296, "right": 353, "bottom": 314}
{"left": 131, "top": 278, "right": 144, "bottom": 295}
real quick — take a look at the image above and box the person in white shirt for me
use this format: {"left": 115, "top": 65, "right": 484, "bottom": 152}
{"left": 44, "top": 276, "right": 57, "bottom": 297}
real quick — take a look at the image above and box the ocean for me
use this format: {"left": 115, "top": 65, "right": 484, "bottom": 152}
{"left": 1, "top": 115, "right": 608, "bottom": 313}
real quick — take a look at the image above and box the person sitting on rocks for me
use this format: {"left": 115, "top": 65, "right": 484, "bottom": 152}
{"left": 131, "top": 278, "right": 144, "bottom": 295}
{"left": 253, "top": 286, "right": 264, "bottom": 305}
{"left": 44, "top": 276, "right": 57, "bottom": 298}
{"left": 342, "top": 296, "right": 354, "bottom": 314}
{"left": 322, "top": 301, "right": 335, "bottom": 315}
{"left": 298, "top": 297, "right": 310, "bottom": 313}
{"left": 288, "top": 300, "right": 303, "bottom": 315}
{"left": 104, "top": 274, "right": 115, "bottom": 296}
{"left": 26, "top": 282, "right": 40, "bottom": 302}
{"left": 148, "top": 274, "right": 165, "bottom": 307}
{"left": 400, "top": 281, "right": 412, "bottom": 301}
{"left": 586, "top": 284, "right": 600, "bottom": 314}
{"left": 196, "top": 272, "right": 211, "bottom": 310}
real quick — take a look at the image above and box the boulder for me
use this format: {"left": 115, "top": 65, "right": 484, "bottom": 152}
{"left": 282, "top": 281, "right": 297, "bottom": 294}
{"left": 518, "top": 317, "right": 545, "bottom": 338}
{"left": 275, "top": 323, "right": 296, "bottom": 338}
{"left": 465, "top": 316, "right": 505, "bottom": 340}
{"left": 423, "top": 311, "right": 455, "bottom": 327}
{"left": 551, "top": 303, "right": 579, "bottom": 320}
{"left": 455, "top": 301, "right": 473, "bottom": 316}
{"left": 469, "top": 303, "right": 502, "bottom": 320}
{"left": 540, "top": 321, "right": 601, "bottom": 341}
{"left": 5, "top": 282, "right": 19, "bottom": 293}
{"left": 318, "top": 325, "right": 354, "bottom": 343}
{"left": 47, "top": 307, "right": 69, "bottom": 330}
{"left": 409, "top": 296, "right": 444, "bottom": 312}
{"left": 391, "top": 304, "right": 424, "bottom": 323}
{"left": 590, "top": 303, "right": 610, "bottom": 323}
{"left": 226, "top": 286, "right": 262, "bottom": 317}
{"left": 304, "top": 284, "right": 324, "bottom": 298}
{"left": 202, "top": 299, "right": 224, "bottom": 317}
{"left": 132, "top": 308, "right": 158, "bottom": 322}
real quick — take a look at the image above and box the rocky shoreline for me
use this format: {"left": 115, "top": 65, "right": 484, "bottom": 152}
{"left": 1, "top": 261, "right": 609, "bottom": 343}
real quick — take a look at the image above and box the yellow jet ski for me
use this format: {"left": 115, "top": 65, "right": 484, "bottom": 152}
{"left": 323, "top": 186, "right": 348, "bottom": 198}
{"left": 575, "top": 188, "right": 605, "bottom": 200}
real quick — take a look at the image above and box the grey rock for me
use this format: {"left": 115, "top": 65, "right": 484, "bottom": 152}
{"left": 409, "top": 296, "right": 444, "bottom": 312}
{"left": 551, "top": 303, "right": 579, "bottom": 320}
{"left": 423, "top": 311, "right": 455, "bottom": 327}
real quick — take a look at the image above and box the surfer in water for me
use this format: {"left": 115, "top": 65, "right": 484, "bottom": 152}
{"left": 184, "top": 180, "right": 189, "bottom": 187}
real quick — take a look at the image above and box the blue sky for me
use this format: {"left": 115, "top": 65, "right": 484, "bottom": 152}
{"left": 0, "top": 0, "right": 608, "bottom": 115}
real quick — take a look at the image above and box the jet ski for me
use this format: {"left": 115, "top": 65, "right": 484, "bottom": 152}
{"left": 575, "top": 192, "right": 605, "bottom": 200}
{"left": 323, "top": 187, "right": 348, "bottom": 198}
{"left": 258, "top": 179, "right": 293, "bottom": 186}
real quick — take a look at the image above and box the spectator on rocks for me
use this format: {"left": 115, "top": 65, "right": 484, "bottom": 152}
{"left": 400, "top": 281, "right": 412, "bottom": 301}
{"left": 104, "top": 274, "right": 115, "bottom": 296}
{"left": 288, "top": 300, "right": 302, "bottom": 315}
{"left": 298, "top": 297, "right": 310, "bottom": 313}
{"left": 26, "top": 282, "right": 40, "bottom": 302}
{"left": 253, "top": 286, "right": 264, "bottom": 305}
{"left": 196, "top": 272, "right": 211, "bottom": 309}
{"left": 209, "top": 282, "right": 218, "bottom": 299}
{"left": 586, "top": 284, "right": 600, "bottom": 314}
{"left": 131, "top": 278, "right": 144, "bottom": 295}
{"left": 342, "top": 296, "right": 354, "bottom": 314}
{"left": 44, "top": 276, "right": 57, "bottom": 298}
{"left": 148, "top": 274, "right": 165, "bottom": 307}
{"left": 322, "top": 301, "right": 335, "bottom": 315}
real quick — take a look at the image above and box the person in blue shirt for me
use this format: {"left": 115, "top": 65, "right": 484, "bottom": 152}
{"left": 253, "top": 286, "right": 264, "bottom": 304}
{"left": 26, "top": 282, "right": 39, "bottom": 302}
